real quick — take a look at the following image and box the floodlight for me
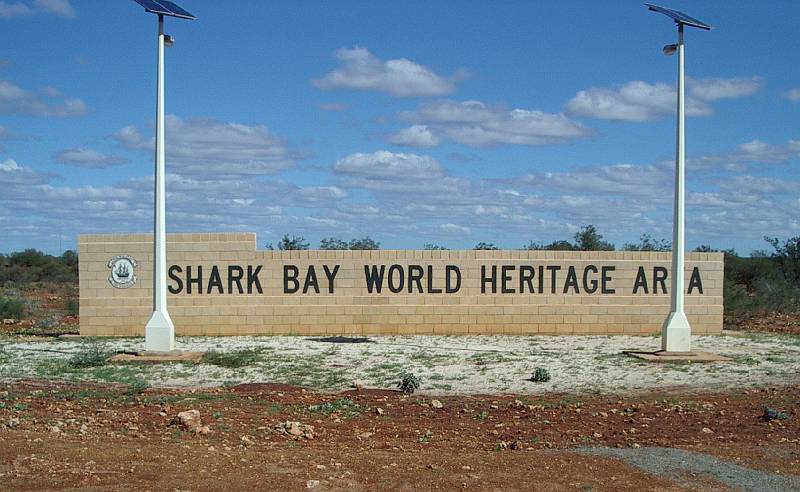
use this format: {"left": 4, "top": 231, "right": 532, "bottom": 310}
{"left": 645, "top": 4, "right": 712, "bottom": 353}
{"left": 131, "top": 0, "right": 195, "bottom": 352}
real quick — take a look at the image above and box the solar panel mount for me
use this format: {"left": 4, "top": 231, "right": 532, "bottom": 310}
{"left": 646, "top": 4, "right": 712, "bottom": 30}
{"left": 132, "top": 0, "right": 195, "bottom": 20}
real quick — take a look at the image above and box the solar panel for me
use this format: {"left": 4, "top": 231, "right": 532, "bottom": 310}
{"left": 132, "top": 0, "right": 196, "bottom": 20}
{"left": 646, "top": 4, "right": 712, "bottom": 30}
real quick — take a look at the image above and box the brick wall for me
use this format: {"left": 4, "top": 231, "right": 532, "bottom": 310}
{"left": 78, "top": 233, "right": 724, "bottom": 336}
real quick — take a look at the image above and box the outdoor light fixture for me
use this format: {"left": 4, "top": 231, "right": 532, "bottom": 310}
{"left": 131, "top": 0, "right": 196, "bottom": 352}
{"left": 645, "top": 4, "right": 712, "bottom": 353}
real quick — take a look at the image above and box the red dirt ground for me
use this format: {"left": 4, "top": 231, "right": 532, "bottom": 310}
{"left": 1, "top": 381, "right": 798, "bottom": 491}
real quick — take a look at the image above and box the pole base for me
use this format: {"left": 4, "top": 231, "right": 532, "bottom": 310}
{"left": 661, "top": 310, "right": 691, "bottom": 352}
{"left": 145, "top": 310, "right": 175, "bottom": 352}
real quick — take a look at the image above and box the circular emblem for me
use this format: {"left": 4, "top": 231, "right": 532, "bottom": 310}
{"left": 108, "top": 255, "right": 137, "bottom": 289}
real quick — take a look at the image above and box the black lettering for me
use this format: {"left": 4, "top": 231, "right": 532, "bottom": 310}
{"left": 323, "top": 265, "right": 339, "bottom": 294}
{"left": 168, "top": 265, "right": 183, "bottom": 294}
{"left": 601, "top": 266, "right": 615, "bottom": 294}
{"left": 247, "top": 265, "right": 263, "bottom": 294}
{"left": 654, "top": 266, "right": 668, "bottom": 294}
{"left": 303, "top": 265, "right": 320, "bottom": 294}
{"left": 481, "top": 265, "right": 497, "bottom": 294}
{"left": 546, "top": 265, "right": 561, "bottom": 294}
{"left": 186, "top": 265, "right": 202, "bottom": 294}
{"left": 427, "top": 265, "right": 442, "bottom": 294}
{"left": 228, "top": 265, "right": 244, "bottom": 294}
{"left": 520, "top": 265, "right": 535, "bottom": 294}
{"left": 688, "top": 267, "right": 703, "bottom": 294}
{"left": 632, "top": 266, "right": 649, "bottom": 294}
{"left": 501, "top": 265, "right": 516, "bottom": 294}
{"left": 283, "top": 265, "right": 299, "bottom": 294}
{"left": 538, "top": 265, "right": 544, "bottom": 293}
{"left": 582, "top": 264, "right": 598, "bottom": 294}
{"left": 388, "top": 264, "right": 404, "bottom": 293}
{"left": 445, "top": 265, "right": 461, "bottom": 293}
{"left": 207, "top": 265, "right": 224, "bottom": 294}
{"left": 563, "top": 266, "right": 579, "bottom": 294}
{"left": 364, "top": 265, "right": 385, "bottom": 293}
{"left": 408, "top": 265, "right": 424, "bottom": 293}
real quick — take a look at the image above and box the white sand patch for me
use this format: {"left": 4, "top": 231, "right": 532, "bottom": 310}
{"left": 0, "top": 333, "right": 798, "bottom": 395}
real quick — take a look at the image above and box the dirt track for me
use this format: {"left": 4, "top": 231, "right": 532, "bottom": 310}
{"left": 1, "top": 381, "right": 798, "bottom": 491}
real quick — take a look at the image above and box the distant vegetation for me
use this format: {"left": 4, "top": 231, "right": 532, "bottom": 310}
{"left": 0, "top": 249, "right": 78, "bottom": 322}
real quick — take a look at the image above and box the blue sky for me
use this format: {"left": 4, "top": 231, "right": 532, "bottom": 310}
{"left": 1, "top": 0, "right": 798, "bottom": 255}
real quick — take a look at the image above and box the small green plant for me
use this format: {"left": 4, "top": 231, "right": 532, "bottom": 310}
{"left": 212, "top": 411, "right": 223, "bottom": 419}
{"left": 761, "top": 406, "right": 788, "bottom": 422}
{"left": 123, "top": 378, "right": 150, "bottom": 396}
{"left": 308, "top": 398, "right": 361, "bottom": 418}
{"left": 69, "top": 345, "right": 112, "bottom": 368}
{"left": 530, "top": 367, "right": 551, "bottom": 383}
{"left": 474, "top": 410, "right": 490, "bottom": 421}
{"left": 397, "top": 372, "right": 422, "bottom": 394}
{"left": 418, "top": 429, "right": 433, "bottom": 443}
{"left": 201, "top": 349, "right": 262, "bottom": 368}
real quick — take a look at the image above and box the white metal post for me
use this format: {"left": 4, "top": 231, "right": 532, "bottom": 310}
{"left": 661, "top": 24, "right": 691, "bottom": 353}
{"left": 145, "top": 14, "right": 175, "bottom": 352}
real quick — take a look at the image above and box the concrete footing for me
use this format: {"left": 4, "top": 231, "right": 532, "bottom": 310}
{"left": 109, "top": 351, "right": 204, "bottom": 363}
{"left": 624, "top": 350, "right": 732, "bottom": 363}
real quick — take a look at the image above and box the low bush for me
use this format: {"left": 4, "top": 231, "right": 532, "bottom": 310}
{"left": 201, "top": 349, "right": 262, "bottom": 368}
{"left": 0, "top": 296, "right": 26, "bottom": 319}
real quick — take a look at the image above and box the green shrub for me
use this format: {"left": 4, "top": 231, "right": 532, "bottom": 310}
{"left": 65, "top": 297, "right": 79, "bottom": 316}
{"left": 397, "top": 372, "right": 422, "bottom": 393}
{"left": 201, "top": 349, "right": 262, "bottom": 368}
{"left": 69, "top": 345, "right": 112, "bottom": 368}
{"left": 530, "top": 367, "right": 551, "bottom": 383}
{"left": 0, "top": 296, "right": 26, "bottom": 319}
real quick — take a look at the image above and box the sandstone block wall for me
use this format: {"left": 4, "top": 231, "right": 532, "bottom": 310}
{"left": 78, "top": 233, "right": 724, "bottom": 336}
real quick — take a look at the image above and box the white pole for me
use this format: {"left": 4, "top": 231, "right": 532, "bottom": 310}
{"left": 145, "top": 14, "right": 175, "bottom": 352}
{"left": 661, "top": 24, "right": 691, "bottom": 353}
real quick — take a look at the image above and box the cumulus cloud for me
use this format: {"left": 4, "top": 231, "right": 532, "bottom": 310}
{"left": 0, "top": 79, "right": 86, "bottom": 117}
{"left": 566, "top": 77, "right": 764, "bottom": 122}
{"left": 53, "top": 147, "right": 129, "bottom": 168}
{"left": 733, "top": 139, "right": 797, "bottom": 163}
{"left": 785, "top": 88, "right": 800, "bottom": 103}
{"left": 115, "top": 115, "right": 304, "bottom": 176}
{"left": 398, "top": 100, "right": 589, "bottom": 147}
{"left": 313, "top": 47, "right": 456, "bottom": 97}
{"left": 388, "top": 125, "right": 440, "bottom": 148}
{"left": 523, "top": 163, "right": 670, "bottom": 196}
{"left": 0, "top": 0, "right": 74, "bottom": 18}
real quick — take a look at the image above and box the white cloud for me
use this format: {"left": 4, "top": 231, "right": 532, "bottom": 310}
{"left": 313, "top": 47, "right": 455, "bottom": 97}
{"left": 388, "top": 125, "right": 440, "bottom": 148}
{"left": 0, "top": 1, "right": 31, "bottom": 17}
{"left": 53, "top": 147, "right": 128, "bottom": 168}
{"left": 734, "top": 139, "right": 795, "bottom": 163}
{"left": 688, "top": 76, "right": 764, "bottom": 101}
{"left": 32, "top": 0, "right": 74, "bottom": 18}
{"left": 440, "top": 223, "right": 470, "bottom": 235}
{"left": 399, "top": 100, "right": 589, "bottom": 146}
{"left": 567, "top": 77, "right": 763, "bottom": 122}
{"left": 0, "top": 0, "right": 74, "bottom": 18}
{"left": 524, "top": 163, "right": 670, "bottom": 196}
{"left": 334, "top": 150, "right": 443, "bottom": 180}
{"left": 0, "top": 79, "right": 86, "bottom": 117}
{"left": 115, "top": 115, "right": 303, "bottom": 176}
{"left": 785, "top": 88, "right": 800, "bottom": 103}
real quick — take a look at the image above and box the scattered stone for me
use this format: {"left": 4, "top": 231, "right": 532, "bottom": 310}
{"left": 48, "top": 425, "right": 61, "bottom": 434}
{"left": 240, "top": 435, "right": 254, "bottom": 446}
{"left": 306, "top": 479, "right": 320, "bottom": 489}
{"left": 358, "top": 431, "right": 374, "bottom": 439}
{"left": 701, "top": 427, "right": 714, "bottom": 434}
{"left": 351, "top": 379, "right": 365, "bottom": 391}
{"left": 6, "top": 417, "right": 20, "bottom": 428}
{"left": 431, "top": 399, "right": 443, "bottom": 409}
{"left": 79, "top": 423, "right": 88, "bottom": 434}
{"left": 170, "top": 409, "right": 209, "bottom": 435}
{"left": 274, "top": 421, "right": 316, "bottom": 440}
{"left": 375, "top": 407, "right": 384, "bottom": 416}
{"left": 2, "top": 319, "right": 17, "bottom": 325}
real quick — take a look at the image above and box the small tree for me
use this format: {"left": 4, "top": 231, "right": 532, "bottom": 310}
{"left": 623, "top": 234, "right": 670, "bottom": 252}
{"left": 423, "top": 243, "right": 449, "bottom": 250}
{"left": 277, "top": 234, "right": 309, "bottom": 251}
{"left": 348, "top": 237, "right": 380, "bottom": 250}
{"left": 574, "top": 225, "right": 614, "bottom": 251}
{"left": 525, "top": 240, "right": 575, "bottom": 251}
{"left": 320, "top": 237, "right": 349, "bottom": 250}
{"left": 474, "top": 242, "right": 499, "bottom": 250}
